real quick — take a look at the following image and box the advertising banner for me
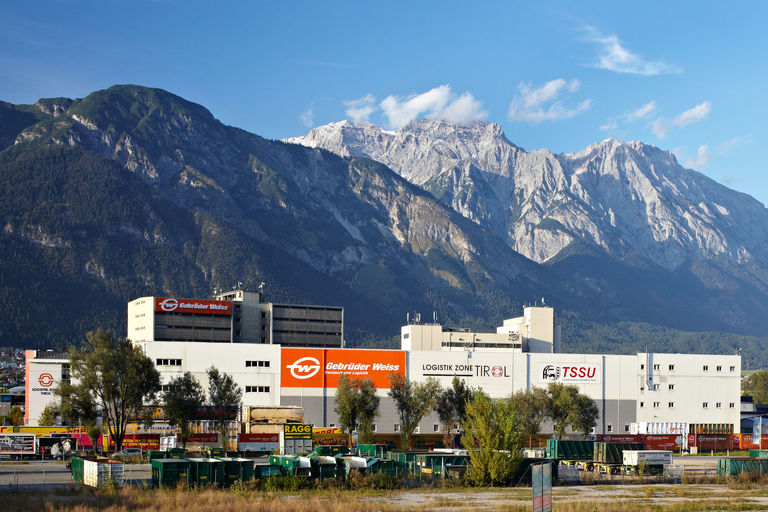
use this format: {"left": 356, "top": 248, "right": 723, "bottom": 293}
{"left": 538, "top": 363, "right": 600, "bottom": 384}
{"left": 237, "top": 433, "right": 279, "bottom": 452}
{"left": 155, "top": 297, "right": 231, "bottom": 315}
{"left": 281, "top": 348, "right": 405, "bottom": 388}
{"left": 186, "top": 433, "right": 219, "bottom": 443}
{"left": 105, "top": 433, "right": 161, "bottom": 451}
{"left": 284, "top": 424, "right": 313, "bottom": 440}
{"left": 597, "top": 434, "right": 643, "bottom": 443}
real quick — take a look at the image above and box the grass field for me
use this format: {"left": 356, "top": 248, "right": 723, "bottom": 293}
{"left": 5, "top": 476, "right": 768, "bottom": 512}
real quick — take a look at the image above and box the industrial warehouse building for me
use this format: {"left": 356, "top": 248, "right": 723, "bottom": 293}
{"left": 24, "top": 299, "right": 741, "bottom": 436}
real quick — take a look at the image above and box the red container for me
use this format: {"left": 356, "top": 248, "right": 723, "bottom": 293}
{"left": 643, "top": 434, "right": 684, "bottom": 450}
{"left": 687, "top": 434, "right": 733, "bottom": 451}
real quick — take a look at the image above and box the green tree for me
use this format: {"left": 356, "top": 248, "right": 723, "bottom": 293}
{"left": 461, "top": 391, "right": 523, "bottom": 486}
{"left": 66, "top": 329, "right": 160, "bottom": 452}
{"left": 357, "top": 378, "right": 380, "bottom": 444}
{"left": 207, "top": 367, "right": 242, "bottom": 450}
{"left": 435, "top": 376, "right": 474, "bottom": 448}
{"left": 744, "top": 370, "right": 768, "bottom": 404}
{"left": 334, "top": 375, "right": 359, "bottom": 441}
{"left": 546, "top": 383, "right": 599, "bottom": 438}
{"left": 163, "top": 372, "right": 205, "bottom": 449}
{"left": 9, "top": 405, "right": 23, "bottom": 426}
{"left": 388, "top": 373, "right": 440, "bottom": 449}
{"left": 38, "top": 402, "right": 59, "bottom": 426}
{"left": 510, "top": 387, "right": 549, "bottom": 446}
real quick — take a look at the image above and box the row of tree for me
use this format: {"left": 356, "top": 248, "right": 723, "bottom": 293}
{"left": 336, "top": 372, "right": 599, "bottom": 485}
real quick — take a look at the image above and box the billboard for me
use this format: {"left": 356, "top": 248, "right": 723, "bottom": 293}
{"left": 538, "top": 363, "right": 600, "bottom": 384}
{"left": 155, "top": 297, "right": 231, "bottom": 315}
{"left": 281, "top": 348, "right": 405, "bottom": 388}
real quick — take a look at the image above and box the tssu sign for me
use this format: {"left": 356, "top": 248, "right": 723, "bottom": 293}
{"left": 538, "top": 364, "right": 600, "bottom": 383}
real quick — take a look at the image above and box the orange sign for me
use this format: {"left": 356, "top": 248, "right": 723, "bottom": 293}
{"left": 281, "top": 348, "right": 405, "bottom": 388}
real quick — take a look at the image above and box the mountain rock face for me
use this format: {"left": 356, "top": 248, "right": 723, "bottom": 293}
{"left": 288, "top": 120, "right": 768, "bottom": 334}
{"left": 0, "top": 86, "right": 563, "bottom": 348}
{"left": 2, "top": 85, "right": 768, "bottom": 355}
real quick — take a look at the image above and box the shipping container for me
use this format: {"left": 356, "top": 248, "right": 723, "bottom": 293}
{"left": 687, "top": 434, "right": 734, "bottom": 451}
{"left": 237, "top": 433, "right": 279, "bottom": 454}
{"left": 186, "top": 457, "right": 226, "bottom": 487}
{"left": 357, "top": 444, "right": 389, "bottom": 458}
{"left": 642, "top": 434, "right": 685, "bottom": 451}
{"left": 310, "top": 455, "right": 338, "bottom": 479}
{"left": 255, "top": 463, "right": 283, "bottom": 479}
{"left": 749, "top": 449, "right": 768, "bottom": 458}
{"left": 151, "top": 458, "right": 191, "bottom": 488}
{"left": 217, "top": 457, "right": 254, "bottom": 483}
{"left": 622, "top": 450, "right": 673, "bottom": 466}
{"left": 0, "top": 433, "right": 36, "bottom": 459}
{"left": 77, "top": 458, "right": 124, "bottom": 488}
{"left": 546, "top": 440, "right": 594, "bottom": 460}
{"left": 717, "top": 457, "right": 768, "bottom": 476}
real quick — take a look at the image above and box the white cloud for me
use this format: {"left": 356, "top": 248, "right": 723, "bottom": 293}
{"left": 508, "top": 79, "right": 590, "bottom": 123}
{"left": 684, "top": 145, "right": 711, "bottom": 169}
{"left": 583, "top": 27, "right": 682, "bottom": 76}
{"left": 300, "top": 105, "right": 314, "bottom": 128}
{"left": 718, "top": 135, "right": 753, "bottom": 155}
{"left": 600, "top": 121, "right": 618, "bottom": 131}
{"left": 379, "top": 85, "right": 487, "bottom": 128}
{"left": 344, "top": 94, "right": 377, "bottom": 122}
{"left": 652, "top": 101, "right": 711, "bottom": 139}
{"left": 626, "top": 101, "right": 656, "bottom": 121}
{"left": 673, "top": 101, "right": 711, "bottom": 127}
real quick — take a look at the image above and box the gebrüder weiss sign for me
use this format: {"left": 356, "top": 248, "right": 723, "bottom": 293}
{"left": 154, "top": 297, "right": 232, "bottom": 315}
{"left": 281, "top": 348, "right": 405, "bottom": 388}
{"left": 538, "top": 363, "right": 600, "bottom": 383}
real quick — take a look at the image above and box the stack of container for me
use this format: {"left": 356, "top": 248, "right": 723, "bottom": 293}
{"left": 71, "top": 457, "right": 124, "bottom": 488}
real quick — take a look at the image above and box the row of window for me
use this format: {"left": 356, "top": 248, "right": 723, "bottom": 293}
{"left": 441, "top": 342, "right": 522, "bottom": 349}
{"left": 272, "top": 329, "right": 342, "bottom": 336}
{"left": 328, "top": 424, "right": 441, "bottom": 433}
{"left": 640, "top": 363, "right": 736, "bottom": 372}
{"left": 641, "top": 384, "right": 672, "bottom": 391}
{"left": 639, "top": 401, "right": 735, "bottom": 409}
{"left": 156, "top": 359, "right": 182, "bottom": 366}
{"left": 245, "top": 386, "right": 270, "bottom": 393}
{"left": 245, "top": 360, "right": 271, "bottom": 368}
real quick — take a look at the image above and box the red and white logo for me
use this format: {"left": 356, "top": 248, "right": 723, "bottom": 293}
{"left": 38, "top": 373, "right": 54, "bottom": 387}
{"left": 286, "top": 357, "right": 321, "bottom": 380}
{"left": 491, "top": 366, "right": 504, "bottom": 377}
{"left": 159, "top": 298, "right": 179, "bottom": 312}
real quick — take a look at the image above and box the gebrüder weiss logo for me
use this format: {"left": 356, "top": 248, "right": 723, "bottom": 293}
{"left": 38, "top": 373, "right": 54, "bottom": 387}
{"left": 287, "top": 357, "right": 321, "bottom": 379}
{"left": 159, "top": 298, "right": 179, "bottom": 312}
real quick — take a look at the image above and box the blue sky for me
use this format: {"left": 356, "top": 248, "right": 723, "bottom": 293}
{"left": 2, "top": 1, "right": 766, "bottom": 203}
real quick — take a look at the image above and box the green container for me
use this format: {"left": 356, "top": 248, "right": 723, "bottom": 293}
{"left": 207, "top": 447, "right": 226, "bottom": 458}
{"left": 151, "top": 458, "right": 191, "bottom": 488}
{"left": 217, "top": 457, "right": 255, "bottom": 484}
{"left": 147, "top": 450, "right": 168, "bottom": 462}
{"left": 70, "top": 456, "right": 86, "bottom": 483}
{"left": 268, "top": 455, "right": 311, "bottom": 476}
{"left": 310, "top": 456, "right": 338, "bottom": 479}
{"left": 749, "top": 449, "right": 768, "bottom": 458}
{"left": 186, "top": 457, "right": 226, "bottom": 486}
{"left": 255, "top": 464, "right": 283, "bottom": 479}
{"left": 717, "top": 457, "right": 768, "bottom": 476}
{"left": 312, "top": 445, "right": 350, "bottom": 457}
{"left": 546, "top": 440, "right": 594, "bottom": 460}
{"left": 358, "top": 444, "right": 389, "bottom": 458}
{"left": 593, "top": 443, "right": 644, "bottom": 464}
{"left": 168, "top": 448, "right": 186, "bottom": 459}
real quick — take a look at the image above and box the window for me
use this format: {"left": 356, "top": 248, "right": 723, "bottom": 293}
{"left": 653, "top": 384, "right": 660, "bottom": 390}
{"left": 607, "top": 425, "right": 613, "bottom": 433}
{"left": 640, "top": 386, "right": 645, "bottom": 391}
{"left": 245, "top": 360, "right": 271, "bottom": 368}
{"left": 668, "top": 402, "right": 674, "bottom": 408}
{"left": 245, "top": 386, "right": 270, "bottom": 393}
{"left": 372, "top": 424, "right": 377, "bottom": 432}
{"left": 640, "top": 402, "right": 645, "bottom": 408}
{"left": 414, "top": 426, "right": 420, "bottom": 434}
{"left": 640, "top": 364, "right": 645, "bottom": 370}
{"left": 730, "top": 366, "right": 736, "bottom": 372}
{"left": 653, "top": 364, "right": 660, "bottom": 370}
{"left": 669, "top": 384, "right": 675, "bottom": 390}
{"left": 716, "top": 402, "right": 722, "bottom": 408}
{"left": 433, "top": 424, "right": 439, "bottom": 432}
{"left": 703, "top": 402, "right": 709, "bottom": 408}
{"left": 703, "top": 365, "right": 709, "bottom": 371}
{"left": 653, "top": 402, "right": 660, "bottom": 408}
{"left": 625, "top": 425, "right": 630, "bottom": 433}
{"left": 156, "top": 359, "right": 182, "bottom": 366}
{"left": 716, "top": 366, "right": 722, "bottom": 371}
{"left": 730, "top": 403, "right": 735, "bottom": 408}
{"left": 669, "top": 364, "right": 675, "bottom": 371}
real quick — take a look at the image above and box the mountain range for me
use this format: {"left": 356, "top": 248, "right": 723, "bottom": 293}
{"left": 0, "top": 86, "right": 765, "bottom": 365}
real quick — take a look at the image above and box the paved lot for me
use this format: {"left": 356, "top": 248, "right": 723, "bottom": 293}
{"left": 0, "top": 461, "right": 151, "bottom": 490}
